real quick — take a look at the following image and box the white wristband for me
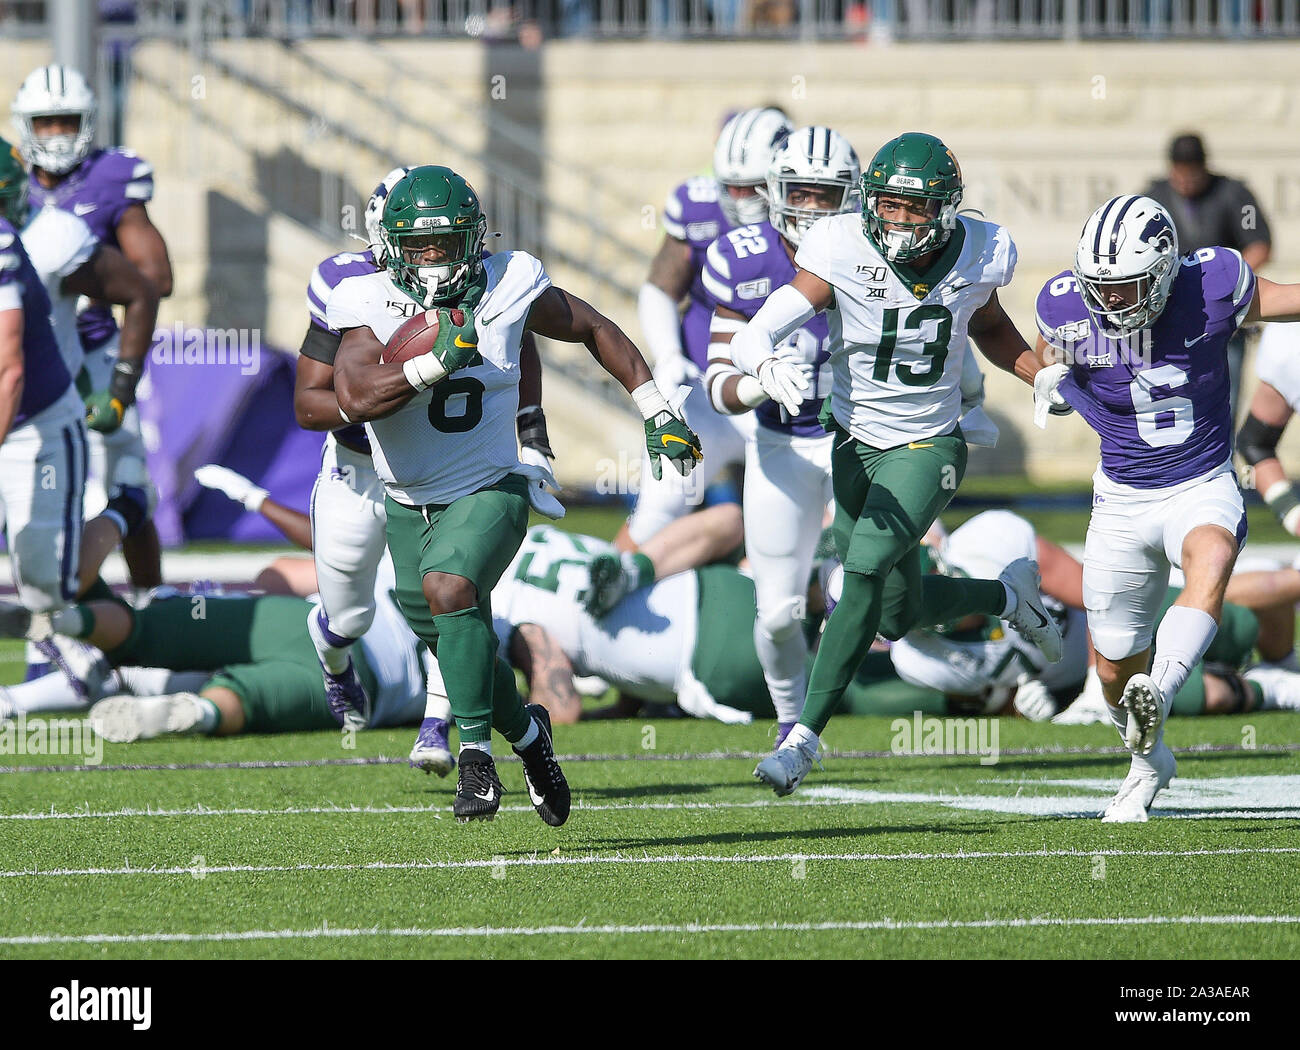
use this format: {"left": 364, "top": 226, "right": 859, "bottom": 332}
{"left": 244, "top": 487, "right": 269, "bottom": 513}
{"left": 631, "top": 380, "right": 671, "bottom": 420}
{"left": 735, "top": 374, "right": 768, "bottom": 408}
{"left": 402, "top": 352, "right": 448, "bottom": 392}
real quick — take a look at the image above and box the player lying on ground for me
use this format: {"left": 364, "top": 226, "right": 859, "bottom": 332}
{"left": 1033, "top": 193, "right": 1300, "bottom": 821}
{"left": 885, "top": 510, "right": 1300, "bottom": 728}
{"left": 15, "top": 64, "right": 172, "bottom": 592}
{"left": 330, "top": 165, "right": 700, "bottom": 823}
{"left": 723, "top": 131, "right": 1059, "bottom": 797}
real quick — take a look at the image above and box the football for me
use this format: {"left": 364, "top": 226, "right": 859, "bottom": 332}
{"left": 380, "top": 308, "right": 466, "bottom": 365}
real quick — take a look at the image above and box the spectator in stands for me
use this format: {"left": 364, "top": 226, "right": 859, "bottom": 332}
{"left": 1144, "top": 132, "right": 1272, "bottom": 420}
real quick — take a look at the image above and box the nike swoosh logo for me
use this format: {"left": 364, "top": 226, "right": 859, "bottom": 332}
{"left": 1029, "top": 606, "right": 1048, "bottom": 628}
{"left": 662, "top": 435, "right": 691, "bottom": 448}
{"left": 1184, "top": 333, "right": 1209, "bottom": 347}
{"left": 461, "top": 721, "right": 485, "bottom": 730}
{"left": 73, "top": 202, "right": 97, "bottom": 215}
{"left": 907, "top": 442, "right": 935, "bottom": 450}
{"left": 947, "top": 281, "right": 971, "bottom": 291}
{"left": 474, "top": 788, "right": 497, "bottom": 802}
{"left": 454, "top": 335, "right": 477, "bottom": 348}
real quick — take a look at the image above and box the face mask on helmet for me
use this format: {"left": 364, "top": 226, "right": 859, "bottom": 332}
{"left": 1073, "top": 197, "right": 1180, "bottom": 334}
{"left": 864, "top": 192, "right": 950, "bottom": 263}
{"left": 713, "top": 107, "right": 794, "bottom": 229}
{"left": 383, "top": 222, "right": 485, "bottom": 307}
{"left": 768, "top": 179, "right": 857, "bottom": 246}
{"left": 12, "top": 66, "right": 97, "bottom": 176}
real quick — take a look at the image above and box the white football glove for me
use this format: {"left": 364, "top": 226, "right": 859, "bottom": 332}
{"left": 1013, "top": 672, "right": 1057, "bottom": 722}
{"left": 1032, "top": 363, "right": 1072, "bottom": 429}
{"left": 652, "top": 351, "right": 700, "bottom": 395}
{"left": 518, "top": 445, "right": 566, "bottom": 520}
{"left": 756, "top": 356, "right": 812, "bottom": 416}
{"left": 194, "top": 464, "right": 268, "bottom": 512}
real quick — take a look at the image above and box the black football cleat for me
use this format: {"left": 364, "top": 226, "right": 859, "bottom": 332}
{"left": 513, "top": 704, "right": 571, "bottom": 827}
{"left": 453, "top": 748, "right": 504, "bottom": 823}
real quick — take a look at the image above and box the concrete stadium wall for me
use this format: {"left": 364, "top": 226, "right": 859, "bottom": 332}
{"left": 10, "top": 38, "right": 1300, "bottom": 485}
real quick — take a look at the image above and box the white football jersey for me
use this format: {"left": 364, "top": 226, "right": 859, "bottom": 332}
{"left": 490, "top": 525, "right": 695, "bottom": 702}
{"left": 794, "top": 213, "right": 1017, "bottom": 448}
{"left": 327, "top": 251, "right": 552, "bottom": 505}
{"left": 890, "top": 510, "right": 1088, "bottom": 705}
{"left": 1254, "top": 322, "right": 1300, "bottom": 412}
{"left": 21, "top": 206, "right": 98, "bottom": 375}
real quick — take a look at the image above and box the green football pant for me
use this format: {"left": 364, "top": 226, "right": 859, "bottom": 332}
{"left": 383, "top": 475, "right": 532, "bottom": 745}
{"left": 800, "top": 425, "right": 1007, "bottom": 735}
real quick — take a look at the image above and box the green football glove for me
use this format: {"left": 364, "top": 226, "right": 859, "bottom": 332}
{"left": 644, "top": 409, "right": 703, "bottom": 481}
{"left": 401, "top": 306, "right": 480, "bottom": 391}
{"left": 84, "top": 390, "right": 126, "bottom": 434}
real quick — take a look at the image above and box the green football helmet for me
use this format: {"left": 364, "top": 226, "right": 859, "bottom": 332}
{"left": 378, "top": 165, "right": 488, "bottom": 306}
{"left": 0, "top": 137, "right": 29, "bottom": 228}
{"left": 861, "top": 132, "right": 962, "bottom": 263}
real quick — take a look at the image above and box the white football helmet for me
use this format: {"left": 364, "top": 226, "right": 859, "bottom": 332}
{"left": 364, "top": 165, "right": 412, "bottom": 265}
{"left": 11, "top": 65, "right": 97, "bottom": 175}
{"left": 713, "top": 107, "right": 793, "bottom": 228}
{"left": 763, "top": 126, "right": 860, "bottom": 247}
{"left": 1072, "top": 194, "right": 1180, "bottom": 333}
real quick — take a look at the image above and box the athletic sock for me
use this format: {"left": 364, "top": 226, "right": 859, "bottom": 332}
{"left": 1106, "top": 700, "right": 1128, "bottom": 744}
{"left": 460, "top": 740, "right": 491, "bottom": 756}
{"left": 919, "top": 574, "right": 1009, "bottom": 627}
{"left": 783, "top": 722, "right": 820, "bottom": 754}
{"left": 193, "top": 697, "right": 220, "bottom": 735}
{"left": 1150, "top": 606, "right": 1218, "bottom": 706}
{"left": 514, "top": 718, "right": 539, "bottom": 750}
{"left": 307, "top": 608, "right": 354, "bottom": 675}
{"left": 490, "top": 654, "right": 532, "bottom": 744}
{"left": 0, "top": 673, "right": 92, "bottom": 716}
{"left": 432, "top": 607, "right": 497, "bottom": 745}
{"left": 800, "top": 570, "right": 884, "bottom": 735}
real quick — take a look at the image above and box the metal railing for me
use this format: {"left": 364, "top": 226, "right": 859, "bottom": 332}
{"left": 5, "top": 0, "right": 1298, "bottom": 38}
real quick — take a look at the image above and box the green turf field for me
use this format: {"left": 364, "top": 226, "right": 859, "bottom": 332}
{"left": 0, "top": 712, "right": 1297, "bottom": 959}
{"left": 2, "top": 489, "right": 1297, "bottom": 960}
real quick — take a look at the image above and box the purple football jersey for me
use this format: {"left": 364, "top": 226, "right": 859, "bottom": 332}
{"left": 0, "top": 219, "right": 73, "bottom": 425}
{"left": 28, "top": 147, "right": 156, "bottom": 353}
{"left": 663, "top": 176, "right": 731, "bottom": 370}
{"left": 306, "top": 248, "right": 380, "bottom": 452}
{"left": 701, "top": 221, "right": 829, "bottom": 437}
{"left": 1035, "top": 247, "right": 1256, "bottom": 488}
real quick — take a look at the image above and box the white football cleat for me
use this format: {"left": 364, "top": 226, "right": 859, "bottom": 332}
{"left": 1052, "top": 666, "right": 1108, "bottom": 725}
{"left": 999, "top": 557, "right": 1063, "bottom": 663}
{"left": 754, "top": 740, "right": 817, "bottom": 797}
{"left": 1101, "top": 742, "right": 1176, "bottom": 823}
{"left": 89, "top": 693, "right": 206, "bottom": 743}
{"left": 1243, "top": 665, "right": 1300, "bottom": 710}
{"left": 1119, "top": 672, "right": 1167, "bottom": 756}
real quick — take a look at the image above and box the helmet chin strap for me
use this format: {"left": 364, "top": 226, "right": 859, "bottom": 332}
{"left": 417, "top": 262, "right": 468, "bottom": 308}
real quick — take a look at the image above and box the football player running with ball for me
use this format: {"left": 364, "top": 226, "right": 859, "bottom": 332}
{"left": 1034, "top": 194, "right": 1300, "bottom": 822}
{"left": 330, "top": 166, "right": 700, "bottom": 824}
{"left": 729, "top": 132, "right": 1061, "bottom": 797}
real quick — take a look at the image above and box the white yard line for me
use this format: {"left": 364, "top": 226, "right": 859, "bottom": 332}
{"left": 3, "top": 912, "right": 1298, "bottom": 947}
{"left": 2, "top": 845, "right": 1297, "bottom": 880}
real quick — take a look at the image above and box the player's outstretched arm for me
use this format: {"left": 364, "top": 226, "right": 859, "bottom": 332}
{"left": 194, "top": 464, "right": 315, "bottom": 551}
{"left": 1238, "top": 381, "right": 1299, "bottom": 534}
{"left": 64, "top": 245, "right": 159, "bottom": 432}
{"left": 706, "top": 303, "right": 777, "bottom": 415}
{"left": 525, "top": 286, "right": 702, "bottom": 479}
{"left": 507, "top": 622, "right": 583, "bottom": 725}
{"left": 115, "top": 203, "right": 173, "bottom": 298}
{"left": 968, "top": 290, "right": 1040, "bottom": 385}
{"left": 333, "top": 326, "right": 425, "bottom": 422}
{"left": 1246, "top": 278, "right": 1300, "bottom": 323}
